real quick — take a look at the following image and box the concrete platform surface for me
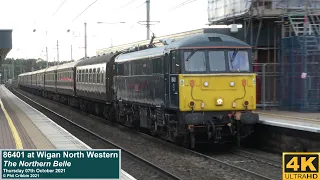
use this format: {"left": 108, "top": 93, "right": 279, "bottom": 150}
{"left": 256, "top": 109, "right": 320, "bottom": 133}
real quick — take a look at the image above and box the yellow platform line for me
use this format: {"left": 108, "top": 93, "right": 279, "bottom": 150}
{"left": 257, "top": 112, "right": 320, "bottom": 122}
{"left": 0, "top": 99, "right": 23, "bottom": 149}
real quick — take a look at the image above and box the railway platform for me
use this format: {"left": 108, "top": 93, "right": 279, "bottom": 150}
{"left": 256, "top": 109, "right": 320, "bottom": 133}
{"left": 0, "top": 85, "right": 136, "bottom": 180}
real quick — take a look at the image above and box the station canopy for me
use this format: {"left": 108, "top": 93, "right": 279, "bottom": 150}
{"left": 0, "top": 30, "right": 12, "bottom": 64}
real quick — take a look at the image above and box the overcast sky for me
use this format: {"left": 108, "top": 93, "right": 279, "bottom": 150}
{"left": 1, "top": 0, "right": 210, "bottom": 62}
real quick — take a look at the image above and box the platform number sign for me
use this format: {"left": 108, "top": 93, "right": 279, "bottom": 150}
{"left": 283, "top": 153, "right": 320, "bottom": 180}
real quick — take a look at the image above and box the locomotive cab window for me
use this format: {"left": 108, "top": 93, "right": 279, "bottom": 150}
{"left": 209, "top": 51, "right": 226, "bottom": 71}
{"left": 228, "top": 50, "right": 250, "bottom": 72}
{"left": 184, "top": 50, "right": 206, "bottom": 72}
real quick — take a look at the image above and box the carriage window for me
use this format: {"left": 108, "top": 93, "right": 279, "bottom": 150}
{"left": 97, "top": 68, "right": 100, "bottom": 84}
{"left": 85, "top": 69, "right": 88, "bottom": 82}
{"left": 93, "top": 69, "right": 96, "bottom": 83}
{"left": 89, "top": 69, "right": 92, "bottom": 82}
{"left": 209, "top": 51, "right": 226, "bottom": 71}
{"left": 117, "top": 64, "right": 124, "bottom": 76}
{"left": 82, "top": 70, "right": 84, "bottom": 82}
{"left": 101, "top": 67, "right": 104, "bottom": 84}
{"left": 81, "top": 70, "right": 84, "bottom": 82}
{"left": 184, "top": 50, "right": 206, "bottom": 72}
{"left": 228, "top": 51, "right": 250, "bottom": 72}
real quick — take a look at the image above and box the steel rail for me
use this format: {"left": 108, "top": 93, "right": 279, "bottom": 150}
{"left": 232, "top": 149, "right": 282, "bottom": 168}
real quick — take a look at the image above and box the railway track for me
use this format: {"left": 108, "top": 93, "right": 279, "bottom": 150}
{"left": 232, "top": 149, "right": 282, "bottom": 168}
{"left": 12, "top": 87, "right": 182, "bottom": 180}
{"left": 12, "top": 86, "right": 280, "bottom": 180}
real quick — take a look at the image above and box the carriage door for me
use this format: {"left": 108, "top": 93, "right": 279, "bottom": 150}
{"left": 164, "top": 53, "right": 170, "bottom": 107}
{"left": 164, "top": 51, "right": 180, "bottom": 108}
{"left": 106, "top": 62, "right": 112, "bottom": 101}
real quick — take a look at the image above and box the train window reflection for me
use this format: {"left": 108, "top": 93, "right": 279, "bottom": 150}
{"left": 208, "top": 51, "right": 226, "bottom": 71}
{"left": 184, "top": 51, "right": 206, "bottom": 72}
{"left": 228, "top": 51, "right": 250, "bottom": 72}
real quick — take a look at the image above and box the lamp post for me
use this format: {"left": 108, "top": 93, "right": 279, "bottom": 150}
{"left": 33, "top": 29, "right": 49, "bottom": 68}
{"left": 66, "top": 29, "right": 76, "bottom": 61}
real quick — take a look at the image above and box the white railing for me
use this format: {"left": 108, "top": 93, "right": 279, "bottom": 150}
{"left": 309, "top": 24, "right": 320, "bottom": 35}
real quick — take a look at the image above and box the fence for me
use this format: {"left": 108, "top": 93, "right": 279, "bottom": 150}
{"left": 254, "top": 63, "right": 280, "bottom": 109}
{"left": 254, "top": 62, "right": 320, "bottom": 112}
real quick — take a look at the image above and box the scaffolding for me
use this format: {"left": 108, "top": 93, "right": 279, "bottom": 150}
{"left": 279, "top": 7, "right": 320, "bottom": 112}
{"left": 207, "top": 0, "right": 320, "bottom": 111}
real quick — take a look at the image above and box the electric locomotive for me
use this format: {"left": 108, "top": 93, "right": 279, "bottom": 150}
{"left": 17, "top": 32, "right": 259, "bottom": 149}
{"left": 113, "top": 33, "right": 259, "bottom": 148}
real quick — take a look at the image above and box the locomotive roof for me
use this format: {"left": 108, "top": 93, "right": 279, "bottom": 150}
{"left": 166, "top": 33, "right": 250, "bottom": 49}
{"left": 115, "top": 46, "right": 166, "bottom": 62}
{"left": 75, "top": 53, "right": 119, "bottom": 67}
{"left": 115, "top": 33, "right": 250, "bottom": 63}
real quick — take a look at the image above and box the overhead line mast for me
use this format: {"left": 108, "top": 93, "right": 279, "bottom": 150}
{"left": 138, "top": 0, "right": 159, "bottom": 40}
{"left": 146, "top": 0, "right": 150, "bottom": 40}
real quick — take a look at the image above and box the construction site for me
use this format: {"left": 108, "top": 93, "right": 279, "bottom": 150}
{"left": 97, "top": 0, "right": 320, "bottom": 112}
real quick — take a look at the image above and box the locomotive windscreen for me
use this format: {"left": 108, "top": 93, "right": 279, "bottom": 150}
{"left": 227, "top": 50, "right": 250, "bottom": 72}
{"left": 183, "top": 49, "right": 250, "bottom": 73}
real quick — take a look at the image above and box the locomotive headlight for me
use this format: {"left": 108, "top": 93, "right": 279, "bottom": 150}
{"left": 216, "top": 98, "right": 223, "bottom": 105}
{"left": 230, "top": 81, "right": 235, "bottom": 87}
{"left": 203, "top": 81, "right": 209, "bottom": 87}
